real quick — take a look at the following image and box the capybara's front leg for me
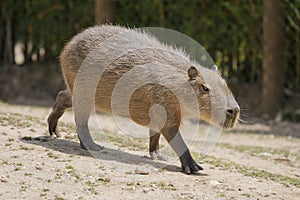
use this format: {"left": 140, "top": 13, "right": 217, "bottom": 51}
{"left": 162, "top": 126, "right": 203, "bottom": 174}
{"left": 149, "top": 129, "right": 167, "bottom": 161}
{"left": 48, "top": 90, "right": 72, "bottom": 137}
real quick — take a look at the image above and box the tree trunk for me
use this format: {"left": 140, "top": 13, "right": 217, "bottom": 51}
{"left": 4, "top": 14, "right": 13, "bottom": 64}
{"left": 94, "top": 0, "right": 115, "bottom": 25}
{"left": 262, "top": 0, "right": 285, "bottom": 118}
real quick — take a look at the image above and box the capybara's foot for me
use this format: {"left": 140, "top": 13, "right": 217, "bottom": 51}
{"left": 180, "top": 151, "right": 203, "bottom": 174}
{"left": 150, "top": 151, "right": 168, "bottom": 161}
{"left": 47, "top": 115, "right": 61, "bottom": 137}
{"left": 80, "top": 141, "right": 104, "bottom": 151}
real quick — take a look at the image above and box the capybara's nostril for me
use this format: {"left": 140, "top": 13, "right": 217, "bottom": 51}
{"left": 226, "top": 107, "right": 239, "bottom": 116}
{"left": 227, "top": 109, "right": 233, "bottom": 115}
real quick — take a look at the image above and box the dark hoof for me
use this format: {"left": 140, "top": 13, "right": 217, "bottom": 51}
{"left": 48, "top": 117, "right": 61, "bottom": 137}
{"left": 180, "top": 150, "right": 203, "bottom": 174}
{"left": 150, "top": 151, "right": 168, "bottom": 161}
{"left": 181, "top": 160, "right": 203, "bottom": 174}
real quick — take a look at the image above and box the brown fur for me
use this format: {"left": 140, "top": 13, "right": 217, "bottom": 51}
{"left": 48, "top": 25, "right": 240, "bottom": 174}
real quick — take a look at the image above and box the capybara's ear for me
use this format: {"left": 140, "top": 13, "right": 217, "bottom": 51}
{"left": 211, "top": 64, "right": 218, "bottom": 71}
{"left": 187, "top": 66, "right": 199, "bottom": 80}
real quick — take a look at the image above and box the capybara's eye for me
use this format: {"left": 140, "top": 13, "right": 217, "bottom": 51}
{"left": 201, "top": 85, "right": 210, "bottom": 92}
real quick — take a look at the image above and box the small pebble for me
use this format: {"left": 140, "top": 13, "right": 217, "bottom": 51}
{"left": 209, "top": 180, "right": 220, "bottom": 186}
{"left": 0, "top": 178, "right": 8, "bottom": 183}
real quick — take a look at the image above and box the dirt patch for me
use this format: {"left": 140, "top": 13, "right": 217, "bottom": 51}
{"left": 0, "top": 103, "right": 299, "bottom": 199}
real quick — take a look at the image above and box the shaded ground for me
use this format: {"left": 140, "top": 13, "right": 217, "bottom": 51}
{"left": 0, "top": 102, "right": 299, "bottom": 200}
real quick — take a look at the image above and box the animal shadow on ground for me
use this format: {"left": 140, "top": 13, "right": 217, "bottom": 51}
{"left": 20, "top": 135, "right": 208, "bottom": 176}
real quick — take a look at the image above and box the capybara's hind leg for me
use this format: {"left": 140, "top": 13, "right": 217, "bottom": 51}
{"left": 149, "top": 129, "right": 167, "bottom": 161}
{"left": 76, "top": 124, "right": 104, "bottom": 151}
{"left": 47, "top": 90, "right": 72, "bottom": 137}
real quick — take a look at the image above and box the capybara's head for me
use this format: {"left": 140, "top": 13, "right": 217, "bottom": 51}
{"left": 187, "top": 66, "right": 240, "bottom": 129}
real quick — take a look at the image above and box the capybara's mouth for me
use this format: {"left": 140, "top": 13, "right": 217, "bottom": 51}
{"left": 223, "top": 111, "right": 240, "bottom": 129}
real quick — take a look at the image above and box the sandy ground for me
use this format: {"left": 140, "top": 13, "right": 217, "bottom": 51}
{"left": 0, "top": 102, "right": 299, "bottom": 200}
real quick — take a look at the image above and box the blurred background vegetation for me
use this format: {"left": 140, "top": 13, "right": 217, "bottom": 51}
{"left": 0, "top": 0, "right": 299, "bottom": 121}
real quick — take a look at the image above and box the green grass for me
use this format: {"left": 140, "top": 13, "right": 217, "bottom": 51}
{"left": 20, "top": 145, "right": 34, "bottom": 151}
{"left": 54, "top": 197, "right": 66, "bottom": 200}
{"left": 88, "top": 187, "right": 98, "bottom": 195}
{"left": 14, "top": 167, "right": 21, "bottom": 171}
{"left": 218, "top": 142, "right": 300, "bottom": 162}
{"left": 47, "top": 152, "right": 60, "bottom": 159}
{"left": 65, "top": 165, "right": 74, "bottom": 170}
{"left": 42, "top": 188, "right": 49, "bottom": 192}
{"left": 93, "top": 130, "right": 148, "bottom": 151}
{"left": 218, "top": 143, "right": 291, "bottom": 157}
{"left": 64, "top": 134, "right": 77, "bottom": 140}
{"left": 2, "top": 160, "right": 8, "bottom": 165}
{"left": 97, "top": 177, "right": 111, "bottom": 184}
{"left": 149, "top": 181, "right": 176, "bottom": 191}
{"left": 85, "top": 181, "right": 94, "bottom": 187}
{"left": 0, "top": 112, "right": 46, "bottom": 128}
{"left": 57, "top": 121, "right": 76, "bottom": 132}
{"left": 241, "top": 193, "right": 251, "bottom": 198}
{"left": 197, "top": 154, "right": 300, "bottom": 187}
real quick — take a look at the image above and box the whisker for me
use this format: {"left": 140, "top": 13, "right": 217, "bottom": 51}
{"left": 238, "top": 118, "right": 253, "bottom": 124}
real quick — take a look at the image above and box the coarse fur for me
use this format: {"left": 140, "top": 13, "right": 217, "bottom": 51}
{"left": 48, "top": 25, "right": 240, "bottom": 174}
